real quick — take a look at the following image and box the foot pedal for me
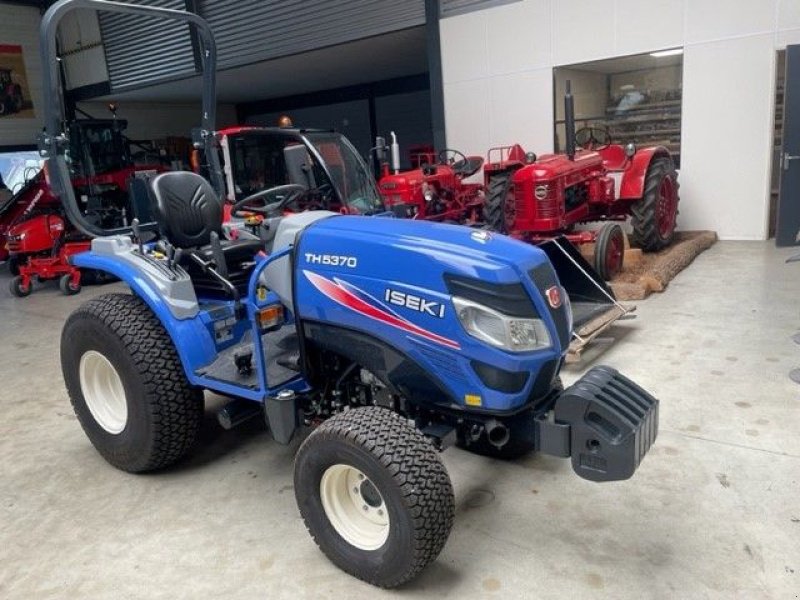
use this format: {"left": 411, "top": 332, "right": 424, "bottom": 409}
{"left": 234, "top": 349, "right": 253, "bottom": 376}
{"left": 277, "top": 352, "right": 301, "bottom": 372}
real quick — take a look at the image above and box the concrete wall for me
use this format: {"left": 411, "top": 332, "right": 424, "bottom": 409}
{"left": 0, "top": 3, "right": 44, "bottom": 147}
{"left": 440, "top": 0, "right": 800, "bottom": 240}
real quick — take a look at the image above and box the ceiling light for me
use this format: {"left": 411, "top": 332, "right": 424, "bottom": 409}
{"left": 650, "top": 48, "right": 683, "bottom": 58}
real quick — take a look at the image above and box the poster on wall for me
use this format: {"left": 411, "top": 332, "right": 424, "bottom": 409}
{"left": 0, "top": 44, "right": 34, "bottom": 119}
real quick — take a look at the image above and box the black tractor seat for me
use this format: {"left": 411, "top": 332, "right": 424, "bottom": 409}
{"left": 150, "top": 171, "right": 263, "bottom": 299}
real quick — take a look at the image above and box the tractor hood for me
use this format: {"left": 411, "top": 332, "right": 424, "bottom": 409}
{"left": 293, "top": 215, "right": 572, "bottom": 412}
{"left": 300, "top": 215, "right": 554, "bottom": 286}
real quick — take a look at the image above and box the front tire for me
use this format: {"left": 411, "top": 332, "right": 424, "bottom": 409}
{"left": 61, "top": 293, "right": 203, "bottom": 472}
{"left": 59, "top": 273, "right": 81, "bottom": 295}
{"left": 594, "top": 223, "right": 625, "bottom": 280}
{"left": 294, "top": 407, "right": 455, "bottom": 588}
{"left": 9, "top": 275, "right": 30, "bottom": 297}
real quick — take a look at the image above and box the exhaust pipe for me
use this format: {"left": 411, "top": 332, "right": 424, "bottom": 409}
{"left": 484, "top": 419, "right": 510, "bottom": 448}
{"left": 390, "top": 131, "right": 400, "bottom": 174}
{"left": 564, "top": 80, "right": 576, "bottom": 161}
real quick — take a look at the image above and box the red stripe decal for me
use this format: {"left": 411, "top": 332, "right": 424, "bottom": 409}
{"left": 304, "top": 271, "right": 460, "bottom": 350}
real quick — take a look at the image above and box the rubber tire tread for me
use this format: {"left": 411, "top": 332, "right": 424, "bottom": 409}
{"left": 294, "top": 407, "right": 455, "bottom": 588}
{"left": 483, "top": 173, "right": 512, "bottom": 233}
{"left": 630, "top": 156, "right": 679, "bottom": 251}
{"left": 59, "top": 274, "right": 80, "bottom": 295}
{"left": 9, "top": 275, "right": 30, "bottom": 297}
{"left": 594, "top": 223, "right": 625, "bottom": 281}
{"left": 61, "top": 293, "right": 203, "bottom": 472}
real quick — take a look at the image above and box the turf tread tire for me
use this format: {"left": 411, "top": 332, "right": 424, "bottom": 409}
{"left": 294, "top": 407, "right": 455, "bottom": 588}
{"left": 630, "top": 157, "right": 679, "bottom": 251}
{"left": 61, "top": 293, "right": 203, "bottom": 472}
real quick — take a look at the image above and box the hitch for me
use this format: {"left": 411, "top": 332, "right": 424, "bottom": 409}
{"left": 536, "top": 366, "right": 658, "bottom": 482}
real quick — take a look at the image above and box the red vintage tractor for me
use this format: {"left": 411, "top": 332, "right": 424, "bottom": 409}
{"left": 376, "top": 134, "right": 484, "bottom": 224}
{"left": 483, "top": 81, "right": 680, "bottom": 280}
{"left": 3, "top": 117, "right": 164, "bottom": 296}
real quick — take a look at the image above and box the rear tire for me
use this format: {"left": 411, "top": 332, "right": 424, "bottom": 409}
{"left": 59, "top": 274, "right": 81, "bottom": 295}
{"left": 61, "top": 293, "right": 203, "bottom": 472}
{"left": 9, "top": 275, "right": 30, "bottom": 297}
{"left": 594, "top": 223, "right": 625, "bottom": 280}
{"left": 294, "top": 407, "right": 455, "bottom": 588}
{"left": 483, "top": 173, "right": 515, "bottom": 233}
{"left": 630, "top": 157, "right": 679, "bottom": 251}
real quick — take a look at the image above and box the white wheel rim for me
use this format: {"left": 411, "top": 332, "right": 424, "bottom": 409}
{"left": 79, "top": 350, "right": 128, "bottom": 434}
{"left": 320, "top": 464, "right": 390, "bottom": 551}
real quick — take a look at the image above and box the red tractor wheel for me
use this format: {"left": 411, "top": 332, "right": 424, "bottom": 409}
{"left": 9, "top": 275, "right": 31, "bottom": 298}
{"left": 483, "top": 174, "right": 516, "bottom": 233}
{"left": 630, "top": 157, "right": 679, "bottom": 251}
{"left": 594, "top": 223, "right": 625, "bottom": 281}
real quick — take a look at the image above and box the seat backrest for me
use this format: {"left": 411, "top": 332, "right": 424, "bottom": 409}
{"left": 151, "top": 171, "right": 222, "bottom": 248}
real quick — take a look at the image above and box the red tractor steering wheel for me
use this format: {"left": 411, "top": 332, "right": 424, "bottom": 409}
{"left": 575, "top": 126, "right": 612, "bottom": 151}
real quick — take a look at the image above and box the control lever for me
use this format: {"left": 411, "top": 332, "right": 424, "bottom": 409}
{"left": 131, "top": 218, "right": 143, "bottom": 254}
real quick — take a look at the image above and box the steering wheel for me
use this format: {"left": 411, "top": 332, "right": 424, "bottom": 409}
{"left": 574, "top": 127, "right": 612, "bottom": 151}
{"left": 438, "top": 148, "right": 469, "bottom": 168}
{"left": 231, "top": 184, "right": 307, "bottom": 218}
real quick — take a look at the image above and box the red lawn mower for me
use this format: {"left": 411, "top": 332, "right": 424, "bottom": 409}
{"left": 7, "top": 212, "right": 89, "bottom": 296}
{"left": 483, "top": 81, "right": 680, "bottom": 280}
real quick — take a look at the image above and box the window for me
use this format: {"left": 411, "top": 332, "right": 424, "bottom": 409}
{"left": 554, "top": 49, "right": 683, "bottom": 167}
{"left": 0, "top": 150, "right": 42, "bottom": 196}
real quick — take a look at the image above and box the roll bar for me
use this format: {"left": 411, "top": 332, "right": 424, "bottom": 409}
{"left": 37, "top": 0, "right": 224, "bottom": 238}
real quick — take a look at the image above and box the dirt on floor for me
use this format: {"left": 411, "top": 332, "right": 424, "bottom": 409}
{"left": 582, "top": 231, "right": 718, "bottom": 300}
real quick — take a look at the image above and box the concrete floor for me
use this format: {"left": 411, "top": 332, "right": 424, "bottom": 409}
{"left": 1, "top": 241, "right": 798, "bottom": 599}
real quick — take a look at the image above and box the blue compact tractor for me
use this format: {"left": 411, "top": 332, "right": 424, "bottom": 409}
{"left": 43, "top": 0, "right": 658, "bottom": 588}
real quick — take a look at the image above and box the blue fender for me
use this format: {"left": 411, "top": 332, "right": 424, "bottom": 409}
{"left": 72, "top": 251, "right": 218, "bottom": 381}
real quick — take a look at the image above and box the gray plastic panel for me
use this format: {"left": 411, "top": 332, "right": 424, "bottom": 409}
{"left": 91, "top": 236, "right": 199, "bottom": 319}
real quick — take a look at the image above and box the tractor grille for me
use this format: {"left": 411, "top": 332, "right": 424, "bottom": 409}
{"left": 536, "top": 195, "right": 559, "bottom": 218}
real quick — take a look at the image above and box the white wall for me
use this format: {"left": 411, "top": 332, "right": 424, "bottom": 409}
{"left": 58, "top": 9, "right": 109, "bottom": 90}
{"left": 440, "top": 0, "right": 800, "bottom": 240}
{"left": 77, "top": 101, "right": 238, "bottom": 141}
{"left": 0, "top": 3, "right": 44, "bottom": 147}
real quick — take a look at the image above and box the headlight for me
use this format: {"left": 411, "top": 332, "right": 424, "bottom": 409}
{"left": 452, "top": 296, "right": 551, "bottom": 352}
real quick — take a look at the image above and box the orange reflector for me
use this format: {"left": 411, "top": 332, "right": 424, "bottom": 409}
{"left": 256, "top": 305, "right": 283, "bottom": 330}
